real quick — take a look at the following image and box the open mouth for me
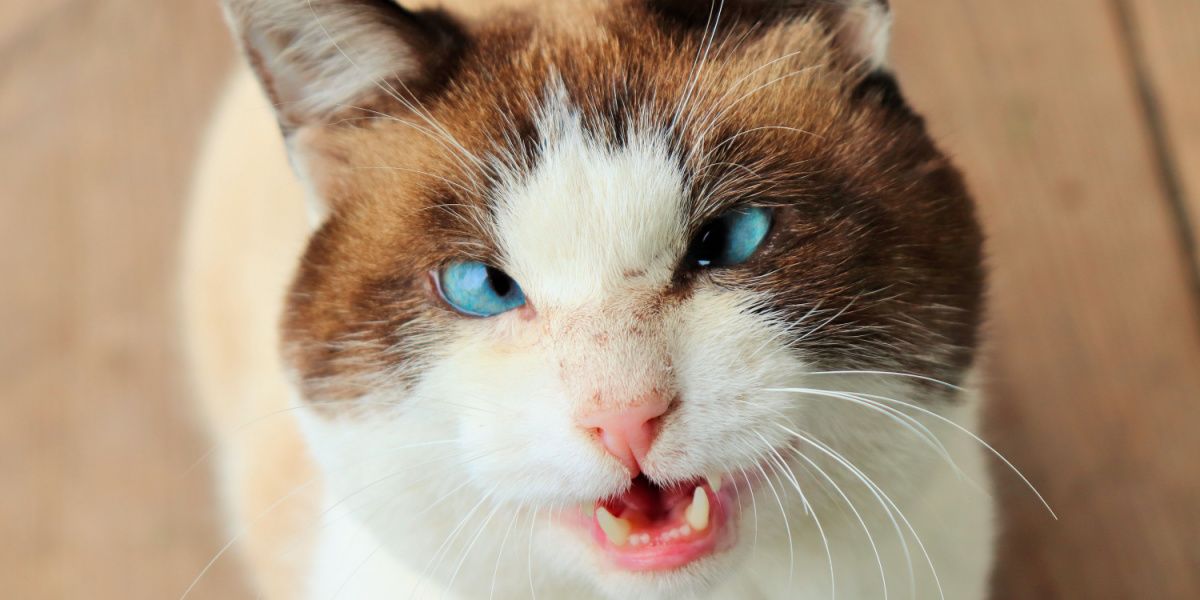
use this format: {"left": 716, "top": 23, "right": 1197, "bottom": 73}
{"left": 585, "top": 474, "right": 731, "bottom": 571}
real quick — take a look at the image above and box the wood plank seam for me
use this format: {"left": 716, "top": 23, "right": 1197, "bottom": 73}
{"left": 1109, "top": 0, "right": 1200, "bottom": 316}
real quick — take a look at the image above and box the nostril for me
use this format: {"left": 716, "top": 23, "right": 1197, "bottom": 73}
{"left": 587, "top": 424, "right": 640, "bottom": 476}
{"left": 580, "top": 393, "right": 677, "bottom": 476}
{"left": 643, "top": 414, "right": 664, "bottom": 437}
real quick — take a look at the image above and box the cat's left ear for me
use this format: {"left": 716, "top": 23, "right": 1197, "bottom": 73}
{"left": 648, "top": 0, "right": 892, "bottom": 71}
{"left": 222, "top": 0, "right": 465, "bottom": 132}
{"left": 221, "top": 1, "right": 467, "bottom": 223}
{"left": 830, "top": 0, "right": 892, "bottom": 71}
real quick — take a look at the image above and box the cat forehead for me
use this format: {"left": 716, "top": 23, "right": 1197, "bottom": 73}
{"left": 305, "top": 9, "right": 864, "bottom": 284}
{"left": 492, "top": 84, "right": 689, "bottom": 306}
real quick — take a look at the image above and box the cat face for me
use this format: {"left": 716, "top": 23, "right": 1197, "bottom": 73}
{"left": 226, "top": 0, "right": 982, "bottom": 596}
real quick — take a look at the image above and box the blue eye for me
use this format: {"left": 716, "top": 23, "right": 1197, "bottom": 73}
{"left": 687, "top": 207, "right": 773, "bottom": 268}
{"left": 437, "top": 261, "right": 526, "bottom": 317}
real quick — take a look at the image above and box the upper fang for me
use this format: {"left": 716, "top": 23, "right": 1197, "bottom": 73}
{"left": 685, "top": 486, "right": 711, "bottom": 531}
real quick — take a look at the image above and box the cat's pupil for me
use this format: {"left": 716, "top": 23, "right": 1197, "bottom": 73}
{"left": 487, "top": 267, "right": 513, "bottom": 297}
{"left": 692, "top": 219, "right": 730, "bottom": 268}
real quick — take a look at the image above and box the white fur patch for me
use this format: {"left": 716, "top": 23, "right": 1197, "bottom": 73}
{"left": 493, "top": 82, "right": 688, "bottom": 307}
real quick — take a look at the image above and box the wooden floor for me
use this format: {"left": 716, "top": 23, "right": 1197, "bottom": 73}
{"left": 1, "top": 1, "right": 1197, "bottom": 598}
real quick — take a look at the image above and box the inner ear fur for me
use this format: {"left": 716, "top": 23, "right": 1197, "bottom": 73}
{"left": 643, "top": 0, "right": 892, "bottom": 71}
{"left": 222, "top": 0, "right": 466, "bottom": 132}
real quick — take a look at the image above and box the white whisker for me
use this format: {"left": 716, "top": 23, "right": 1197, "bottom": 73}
{"left": 736, "top": 465, "right": 760, "bottom": 556}
{"left": 490, "top": 509, "right": 522, "bottom": 600}
{"left": 796, "top": 380, "right": 1055, "bottom": 518}
{"left": 780, "top": 425, "right": 945, "bottom": 600}
{"left": 746, "top": 442, "right": 796, "bottom": 588}
{"left": 446, "top": 499, "right": 506, "bottom": 596}
{"left": 768, "top": 386, "right": 957, "bottom": 470}
{"left": 526, "top": 507, "right": 540, "bottom": 600}
{"left": 790, "top": 445, "right": 893, "bottom": 600}
{"left": 411, "top": 486, "right": 499, "bottom": 598}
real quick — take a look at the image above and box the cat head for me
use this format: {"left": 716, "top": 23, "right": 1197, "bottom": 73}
{"left": 223, "top": 0, "right": 982, "bottom": 596}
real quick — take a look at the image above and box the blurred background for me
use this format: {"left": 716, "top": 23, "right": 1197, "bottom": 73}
{"left": 1, "top": 0, "right": 1197, "bottom": 598}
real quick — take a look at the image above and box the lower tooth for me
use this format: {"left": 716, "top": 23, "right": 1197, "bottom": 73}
{"left": 595, "top": 507, "right": 632, "bottom": 546}
{"left": 685, "top": 486, "right": 711, "bottom": 531}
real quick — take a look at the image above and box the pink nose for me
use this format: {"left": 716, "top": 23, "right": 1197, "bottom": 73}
{"left": 578, "top": 391, "right": 673, "bottom": 476}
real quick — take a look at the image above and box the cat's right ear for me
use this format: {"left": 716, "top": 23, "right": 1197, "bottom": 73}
{"left": 222, "top": 0, "right": 465, "bottom": 133}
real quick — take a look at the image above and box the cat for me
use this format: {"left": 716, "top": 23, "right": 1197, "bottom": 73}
{"left": 183, "top": 0, "right": 999, "bottom": 598}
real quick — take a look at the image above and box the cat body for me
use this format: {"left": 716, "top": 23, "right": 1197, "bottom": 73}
{"left": 184, "top": 1, "right": 996, "bottom": 598}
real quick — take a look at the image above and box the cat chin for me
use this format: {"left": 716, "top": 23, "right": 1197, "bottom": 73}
{"left": 515, "top": 513, "right": 741, "bottom": 600}
{"left": 579, "top": 555, "right": 745, "bottom": 600}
